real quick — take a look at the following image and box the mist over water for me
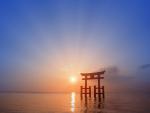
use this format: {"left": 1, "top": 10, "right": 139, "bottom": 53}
{"left": 0, "top": 92, "right": 150, "bottom": 113}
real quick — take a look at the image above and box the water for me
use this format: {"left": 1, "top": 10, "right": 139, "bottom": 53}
{"left": 0, "top": 92, "right": 150, "bottom": 113}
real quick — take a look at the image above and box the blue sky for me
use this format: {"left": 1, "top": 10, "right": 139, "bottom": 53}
{"left": 0, "top": 0, "right": 150, "bottom": 92}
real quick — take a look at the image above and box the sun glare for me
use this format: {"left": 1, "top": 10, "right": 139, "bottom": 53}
{"left": 69, "top": 76, "right": 77, "bottom": 84}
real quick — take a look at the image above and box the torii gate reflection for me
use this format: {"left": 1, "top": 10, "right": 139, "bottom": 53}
{"left": 80, "top": 71, "right": 105, "bottom": 100}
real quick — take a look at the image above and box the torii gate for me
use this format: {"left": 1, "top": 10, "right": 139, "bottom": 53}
{"left": 80, "top": 70, "right": 105, "bottom": 99}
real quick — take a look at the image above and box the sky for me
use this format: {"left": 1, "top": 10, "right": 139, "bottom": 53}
{"left": 0, "top": 0, "right": 150, "bottom": 92}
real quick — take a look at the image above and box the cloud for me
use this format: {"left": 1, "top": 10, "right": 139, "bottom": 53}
{"left": 97, "top": 65, "right": 150, "bottom": 93}
{"left": 139, "top": 64, "right": 150, "bottom": 70}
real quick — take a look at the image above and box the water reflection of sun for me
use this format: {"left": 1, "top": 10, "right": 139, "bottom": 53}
{"left": 70, "top": 92, "right": 76, "bottom": 112}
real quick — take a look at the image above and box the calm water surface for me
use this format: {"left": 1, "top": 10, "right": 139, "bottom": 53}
{"left": 0, "top": 92, "right": 150, "bottom": 113}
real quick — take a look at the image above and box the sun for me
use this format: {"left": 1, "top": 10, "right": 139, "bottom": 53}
{"left": 69, "top": 76, "right": 77, "bottom": 84}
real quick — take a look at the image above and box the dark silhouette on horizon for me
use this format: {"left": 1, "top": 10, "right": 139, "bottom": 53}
{"left": 80, "top": 70, "right": 105, "bottom": 101}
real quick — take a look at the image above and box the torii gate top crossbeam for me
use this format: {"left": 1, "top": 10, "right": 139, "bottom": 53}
{"left": 81, "top": 70, "right": 105, "bottom": 80}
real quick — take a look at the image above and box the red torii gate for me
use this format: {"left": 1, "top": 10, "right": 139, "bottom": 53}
{"left": 80, "top": 71, "right": 105, "bottom": 99}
